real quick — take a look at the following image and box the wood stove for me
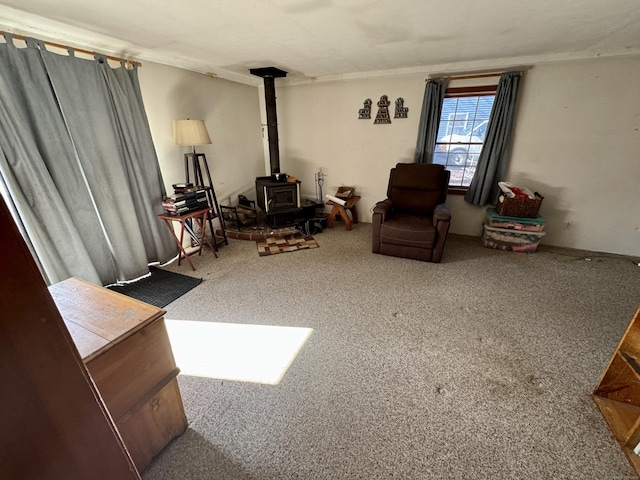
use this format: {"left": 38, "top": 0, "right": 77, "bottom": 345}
{"left": 250, "top": 66, "right": 304, "bottom": 228}
{"left": 256, "top": 176, "right": 301, "bottom": 227}
{"left": 256, "top": 176, "right": 301, "bottom": 213}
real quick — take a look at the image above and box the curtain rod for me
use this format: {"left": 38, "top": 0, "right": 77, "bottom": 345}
{"left": 0, "top": 31, "right": 141, "bottom": 68}
{"left": 427, "top": 70, "right": 527, "bottom": 81}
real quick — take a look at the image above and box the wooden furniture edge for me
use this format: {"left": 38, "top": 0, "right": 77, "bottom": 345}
{"left": 592, "top": 305, "right": 640, "bottom": 477}
{"left": 50, "top": 277, "right": 166, "bottom": 362}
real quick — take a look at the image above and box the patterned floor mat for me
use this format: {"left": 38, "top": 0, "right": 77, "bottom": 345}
{"left": 256, "top": 233, "right": 319, "bottom": 256}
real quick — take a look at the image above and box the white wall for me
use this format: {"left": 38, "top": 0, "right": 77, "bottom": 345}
{"left": 277, "top": 74, "right": 425, "bottom": 225}
{"left": 138, "top": 62, "right": 264, "bottom": 205}
{"left": 277, "top": 55, "right": 640, "bottom": 256}
{"left": 503, "top": 56, "right": 640, "bottom": 255}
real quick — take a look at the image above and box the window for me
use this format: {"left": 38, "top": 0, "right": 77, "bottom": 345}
{"left": 434, "top": 86, "right": 496, "bottom": 189}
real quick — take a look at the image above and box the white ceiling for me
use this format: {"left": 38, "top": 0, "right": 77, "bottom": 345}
{"left": 0, "top": 0, "right": 639, "bottom": 85}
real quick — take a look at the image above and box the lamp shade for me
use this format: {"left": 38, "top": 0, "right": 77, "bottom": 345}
{"left": 173, "top": 119, "right": 212, "bottom": 146}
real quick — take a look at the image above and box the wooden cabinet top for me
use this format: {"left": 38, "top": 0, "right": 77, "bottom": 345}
{"left": 49, "top": 277, "right": 165, "bottom": 362}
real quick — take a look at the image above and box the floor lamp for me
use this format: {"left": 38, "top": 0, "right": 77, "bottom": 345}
{"left": 172, "top": 119, "right": 228, "bottom": 248}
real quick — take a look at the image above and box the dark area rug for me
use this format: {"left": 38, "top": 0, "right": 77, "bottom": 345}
{"left": 108, "top": 266, "right": 202, "bottom": 308}
{"left": 256, "top": 233, "right": 319, "bottom": 256}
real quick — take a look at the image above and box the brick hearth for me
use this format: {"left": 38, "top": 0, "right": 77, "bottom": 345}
{"left": 216, "top": 225, "right": 299, "bottom": 242}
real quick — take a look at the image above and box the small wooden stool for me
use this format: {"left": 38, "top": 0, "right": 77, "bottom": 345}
{"left": 326, "top": 195, "right": 361, "bottom": 231}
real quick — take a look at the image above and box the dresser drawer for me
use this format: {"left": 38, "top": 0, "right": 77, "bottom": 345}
{"left": 86, "top": 318, "right": 177, "bottom": 421}
{"left": 117, "top": 377, "right": 187, "bottom": 472}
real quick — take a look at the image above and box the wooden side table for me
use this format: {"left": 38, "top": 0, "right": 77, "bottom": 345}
{"left": 158, "top": 207, "right": 217, "bottom": 271}
{"left": 326, "top": 195, "right": 361, "bottom": 231}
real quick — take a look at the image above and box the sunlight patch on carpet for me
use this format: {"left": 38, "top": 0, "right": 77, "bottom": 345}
{"left": 165, "top": 320, "right": 313, "bottom": 385}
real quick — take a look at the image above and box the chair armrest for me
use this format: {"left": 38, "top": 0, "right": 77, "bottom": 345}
{"left": 431, "top": 203, "right": 451, "bottom": 263}
{"left": 372, "top": 199, "right": 392, "bottom": 253}
{"left": 372, "top": 199, "right": 392, "bottom": 223}
{"left": 432, "top": 203, "right": 451, "bottom": 226}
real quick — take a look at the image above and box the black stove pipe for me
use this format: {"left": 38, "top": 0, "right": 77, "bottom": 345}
{"left": 250, "top": 67, "right": 288, "bottom": 175}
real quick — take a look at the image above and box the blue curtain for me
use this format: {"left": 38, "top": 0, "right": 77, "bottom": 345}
{"left": 464, "top": 72, "right": 522, "bottom": 205}
{"left": 0, "top": 34, "right": 176, "bottom": 285}
{"left": 414, "top": 78, "right": 448, "bottom": 164}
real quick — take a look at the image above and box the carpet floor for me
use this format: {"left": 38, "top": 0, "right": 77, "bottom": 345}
{"left": 144, "top": 224, "right": 640, "bottom": 480}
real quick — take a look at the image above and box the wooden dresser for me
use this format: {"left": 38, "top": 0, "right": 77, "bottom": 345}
{"left": 49, "top": 277, "right": 187, "bottom": 473}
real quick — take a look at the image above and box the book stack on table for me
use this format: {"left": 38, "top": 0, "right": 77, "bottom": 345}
{"left": 162, "top": 186, "right": 208, "bottom": 215}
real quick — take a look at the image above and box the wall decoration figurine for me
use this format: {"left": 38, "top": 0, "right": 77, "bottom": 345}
{"left": 394, "top": 97, "right": 409, "bottom": 119}
{"left": 374, "top": 95, "right": 391, "bottom": 124}
{"left": 358, "top": 99, "right": 372, "bottom": 119}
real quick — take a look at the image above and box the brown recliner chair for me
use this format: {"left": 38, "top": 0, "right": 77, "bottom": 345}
{"left": 372, "top": 163, "right": 451, "bottom": 263}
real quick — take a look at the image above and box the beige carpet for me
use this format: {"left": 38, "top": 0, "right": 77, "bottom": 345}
{"left": 146, "top": 224, "right": 640, "bottom": 480}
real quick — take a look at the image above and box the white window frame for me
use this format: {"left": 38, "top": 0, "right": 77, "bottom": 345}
{"left": 435, "top": 85, "right": 497, "bottom": 191}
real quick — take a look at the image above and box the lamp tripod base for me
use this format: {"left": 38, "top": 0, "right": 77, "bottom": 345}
{"left": 183, "top": 152, "right": 228, "bottom": 249}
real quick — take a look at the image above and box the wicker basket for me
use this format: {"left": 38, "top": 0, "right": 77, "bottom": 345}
{"left": 496, "top": 192, "right": 543, "bottom": 218}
